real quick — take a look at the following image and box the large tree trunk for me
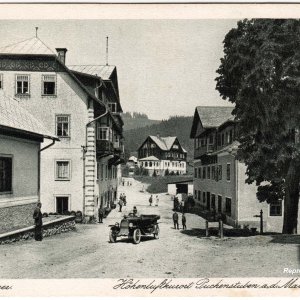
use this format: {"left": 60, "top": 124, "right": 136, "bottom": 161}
{"left": 282, "top": 160, "right": 300, "bottom": 234}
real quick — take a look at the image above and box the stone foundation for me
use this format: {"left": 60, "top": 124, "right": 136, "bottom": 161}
{"left": 0, "top": 202, "right": 37, "bottom": 234}
{"left": 0, "top": 216, "right": 76, "bottom": 245}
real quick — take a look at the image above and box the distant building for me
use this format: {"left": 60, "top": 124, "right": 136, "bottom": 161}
{"left": 190, "top": 106, "right": 300, "bottom": 232}
{"left": 137, "top": 135, "right": 187, "bottom": 176}
{"left": 0, "top": 37, "right": 124, "bottom": 222}
{"left": 167, "top": 179, "right": 193, "bottom": 196}
{"left": 0, "top": 92, "right": 58, "bottom": 232}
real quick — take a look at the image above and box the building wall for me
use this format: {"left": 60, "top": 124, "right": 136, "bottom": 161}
{"left": 168, "top": 183, "right": 193, "bottom": 196}
{"left": 0, "top": 135, "right": 39, "bottom": 232}
{"left": 97, "top": 156, "right": 119, "bottom": 216}
{"left": 1, "top": 70, "right": 95, "bottom": 217}
{"left": 193, "top": 154, "right": 237, "bottom": 223}
{"left": 139, "top": 159, "right": 186, "bottom": 176}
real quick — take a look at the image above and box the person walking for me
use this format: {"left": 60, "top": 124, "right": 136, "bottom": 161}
{"left": 33, "top": 202, "right": 43, "bottom": 241}
{"left": 98, "top": 206, "right": 104, "bottom": 223}
{"left": 149, "top": 195, "right": 153, "bottom": 206}
{"left": 118, "top": 196, "right": 123, "bottom": 212}
{"left": 123, "top": 194, "right": 127, "bottom": 206}
{"left": 155, "top": 195, "right": 159, "bottom": 206}
{"left": 182, "top": 213, "right": 187, "bottom": 230}
{"left": 173, "top": 211, "right": 179, "bottom": 230}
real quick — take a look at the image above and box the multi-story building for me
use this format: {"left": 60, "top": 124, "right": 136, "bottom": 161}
{"left": 137, "top": 135, "right": 187, "bottom": 176}
{"left": 0, "top": 37, "right": 124, "bottom": 221}
{"left": 190, "top": 106, "right": 299, "bottom": 232}
{"left": 0, "top": 92, "right": 58, "bottom": 232}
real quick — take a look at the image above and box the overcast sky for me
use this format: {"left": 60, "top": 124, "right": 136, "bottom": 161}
{"left": 0, "top": 19, "right": 237, "bottom": 120}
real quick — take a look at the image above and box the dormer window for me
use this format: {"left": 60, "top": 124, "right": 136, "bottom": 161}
{"left": 108, "top": 102, "right": 117, "bottom": 113}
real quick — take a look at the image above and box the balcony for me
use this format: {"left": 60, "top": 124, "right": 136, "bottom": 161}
{"left": 194, "top": 144, "right": 216, "bottom": 158}
{"left": 96, "top": 140, "right": 114, "bottom": 156}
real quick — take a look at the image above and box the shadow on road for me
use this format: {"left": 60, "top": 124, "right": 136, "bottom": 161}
{"left": 109, "top": 235, "right": 157, "bottom": 244}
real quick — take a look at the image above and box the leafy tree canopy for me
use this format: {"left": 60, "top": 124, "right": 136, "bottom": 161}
{"left": 216, "top": 19, "right": 300, "bottom": 233}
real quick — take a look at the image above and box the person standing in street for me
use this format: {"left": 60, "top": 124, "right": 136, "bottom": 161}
{"left": 155, "top": 195, "right": 159, "bottom": 206}
{"left": 98, "top": 206, "right": 104, "bottom": 223}
{"left": 118, "top": 196, "right": 123, "bottom": 212}
{"left": 149, "top": 195, "right": 153, "bottom": 206}
{"left": 182, "top": 213, "right": 187, "bottom": 230}
{"left": 173, "top": 211, "right": 179, "bottom": 230}
{"left": 123, "top": 194, "right": 127, "bottom": 206}
{"left": 33, "top": 202, "right": 43, "bottom": 241}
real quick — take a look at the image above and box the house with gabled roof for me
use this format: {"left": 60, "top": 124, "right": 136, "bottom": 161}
{"left": 137, "top": 135, "right": 187, "bottom": 176}
{"left": 0, "top": 36, "right": 124, "bottom": 222}
{"left": 190, "top": 105, "right": 298, "bottom": 232}
{"left": 0, "top": 92, "right": 58, "bottom": 233}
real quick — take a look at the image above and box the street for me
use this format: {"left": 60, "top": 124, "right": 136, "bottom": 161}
{"left": 0, "top": 178, "right": 299, "bottom": 279}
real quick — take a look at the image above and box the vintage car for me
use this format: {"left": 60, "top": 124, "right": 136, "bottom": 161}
{"left": 109, "top": 213, "right": 160, "bottom": 244}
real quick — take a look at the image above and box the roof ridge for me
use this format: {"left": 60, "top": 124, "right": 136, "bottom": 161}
{"left": 36, "top": 37, "right": 56, "bottom": 55}
{"left": 0, "top": 36, "right": 36, "bottom": 50}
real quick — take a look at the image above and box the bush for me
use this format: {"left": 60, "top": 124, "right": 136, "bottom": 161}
{"left": 165, "top": 169, "right": 169, "bottom": 176}
{"left": 153, "top": 170, "right": 157, "bottom": 177}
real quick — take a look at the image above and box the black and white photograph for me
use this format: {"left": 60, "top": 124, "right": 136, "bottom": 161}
{"left": 0, "top": 3, "right": 300, "bottom": 297}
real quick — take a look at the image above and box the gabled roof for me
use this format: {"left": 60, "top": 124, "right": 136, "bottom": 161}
{"left": 68, "top": 65, "right": 115, "bottom": 80}
{"left": 139, "top": 156, "right": 159, "bottom": 161}
{"left": 0, "top": 92, "right": 58, "bottom": 140}
{"left": 149, "top": 136, "right": 178, "bottom": 151}
{"left": 0, "top": 37, "right": 105, "bottom": 110}
{"left": 190, "top": 106, "right": 233, "bottom": 138}
{"left": 0, "top": 37, "right": 55, "bottom": 56}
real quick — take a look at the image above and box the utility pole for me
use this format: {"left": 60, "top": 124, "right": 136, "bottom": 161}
{"left": 106, "top": 36, "right": 109, "bottom": 66}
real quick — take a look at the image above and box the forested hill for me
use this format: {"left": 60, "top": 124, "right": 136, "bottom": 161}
{"left": 122, "top": 112, "right": 160, "bottom": 131}
{"left": 123, "top": 115, "right": 194, "bottom": 161}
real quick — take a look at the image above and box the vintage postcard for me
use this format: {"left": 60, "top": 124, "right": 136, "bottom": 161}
{"left": 0, "top": 2, "right": 300, "bottom": 297}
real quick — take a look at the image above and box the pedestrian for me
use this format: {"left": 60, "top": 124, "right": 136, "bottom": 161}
{"left": 118, "top": 197, "right": 123, "bottom": 212}
{"left": 132, "top": 206, "right": 138, "bottom": 216}
{"left": 182, "top": 213, "right": 187, "bottom": 230}
{"left": 149, "top": 195, "right": 153, "bottom": 206}
{"left": 173, "top": 211, "right": 179, "bottom": 230}
{"left": 33, "top": 202, "right": 43, "bottom": 241}
{"left": 155, "top": 195, "right": 159, "bottom": 206}
{"left": 122, "top": 181, "right": 125, "bottom": 186}
{"left": 98, "top": 206, "right": 104, "bottom": 223}
{"left": 123, "top": 194, "right": 127, "bottom": 206}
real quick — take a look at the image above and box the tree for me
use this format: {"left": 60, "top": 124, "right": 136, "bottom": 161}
{"left": 216, "top": 19, "right": 300, "bottom": 234}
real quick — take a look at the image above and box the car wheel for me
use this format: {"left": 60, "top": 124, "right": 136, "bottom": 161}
{"left": 153, "top": 224, "right": 160, "bottom": 239}
{"left": 109, "top": 230, "right": 117, "bottom": 243}
{"left": 133, "top": 228, "right": 141, "bottom": 244}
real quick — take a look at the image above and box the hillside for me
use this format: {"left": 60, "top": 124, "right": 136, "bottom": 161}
{"left": 123, "top": 115, "right": 194, "bottom": 162}
{"left": 122, "top": 112, "right": 160, "bottom": 131}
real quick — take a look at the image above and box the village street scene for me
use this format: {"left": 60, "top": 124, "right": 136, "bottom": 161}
{"left": 0, "top": 18, "right": 300, "bottom": 280}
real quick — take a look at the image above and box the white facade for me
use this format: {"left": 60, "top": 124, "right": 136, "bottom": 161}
{"left": 139, "top": 158, "right": 186, "bottom": 176}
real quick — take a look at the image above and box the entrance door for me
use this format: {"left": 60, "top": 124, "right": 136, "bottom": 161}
{"left": 206, "top": 192, "right": 210, "bottom": 210}
{"left": 56, "top": 197, "right": 69, "bottom": 214}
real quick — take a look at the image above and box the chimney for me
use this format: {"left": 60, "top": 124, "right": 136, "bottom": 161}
{"left": 56, "top": 48, "right": 68, "bottom": 65}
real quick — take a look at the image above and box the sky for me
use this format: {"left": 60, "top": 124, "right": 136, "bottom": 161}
{"left": 0, "top": 19, "right": 237, "bottom": 120}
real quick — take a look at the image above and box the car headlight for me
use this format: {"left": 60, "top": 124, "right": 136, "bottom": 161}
{"left": 129, "top": 222, "right": 133, "bottom": 228}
